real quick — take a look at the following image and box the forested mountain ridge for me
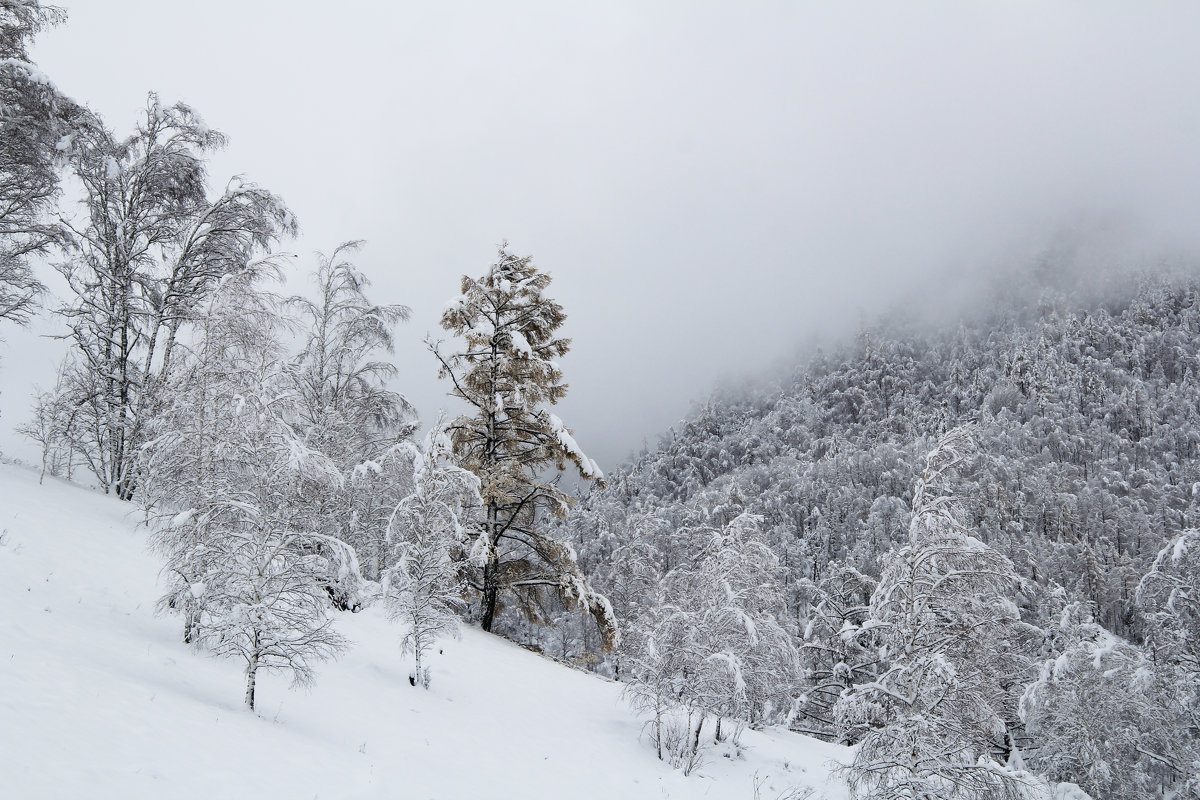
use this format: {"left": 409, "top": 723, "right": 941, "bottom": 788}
{"left": 539, "top": 270, "right": 1200, "bottom": 797}
{"left": 572, "top": 272, "right": 1200, "bottom": 628}
{"left": 8, "top": 2, "right": 1200, "bottom": 797}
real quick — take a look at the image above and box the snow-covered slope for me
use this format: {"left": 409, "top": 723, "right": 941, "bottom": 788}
{"left": 0, "top": 461, "right": 849, "bottom": 800}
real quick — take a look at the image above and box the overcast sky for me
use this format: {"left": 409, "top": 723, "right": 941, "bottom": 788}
{"left": 3, "top": 1, "right": 1200, "bottom": 473}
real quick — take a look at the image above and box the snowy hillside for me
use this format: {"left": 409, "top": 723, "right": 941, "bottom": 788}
{"left": 0, "top": 461, "right": 849, "bottom": 800}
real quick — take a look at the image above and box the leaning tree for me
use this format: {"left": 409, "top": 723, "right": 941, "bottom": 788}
{"left": 53, "top": 94, "right": 294, "bottom": 498}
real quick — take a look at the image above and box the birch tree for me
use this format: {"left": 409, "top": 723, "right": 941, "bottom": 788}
{"left": 140, "top": 263, "right": 286, "bottom": 644}
{"left": 55, "top": 94, "right": 294, "bottom": 497}
{"left": 0, "top": 0, "right": 75, "bottom": 325}
{"left": 834, "top": 428, "right": 1036, "bottom": 800}
{"left": 141, "top": 278, "right": 350, "bottom": 708}
{"left": 384, "top": 417, "right": 481, "bottom": 688}
{"left": 287, "top": 242, "right": 415, "bottom": 580}
{"left": 624, "top": 514, "right": 802, "bottom": 771}
{"left": 17, "top": 356, "right": 78, "bottom": 481}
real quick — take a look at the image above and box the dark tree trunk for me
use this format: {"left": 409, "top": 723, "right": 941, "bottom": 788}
{"left": 481, "top": 560, "right": 499, "bottom": 632}
{"left": 480, "top": 499, "right": 500, "bottom": 632}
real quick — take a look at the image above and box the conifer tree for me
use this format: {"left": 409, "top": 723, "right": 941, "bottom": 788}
{"left": 430, "top": 243, "right": 615, "bottom": 646}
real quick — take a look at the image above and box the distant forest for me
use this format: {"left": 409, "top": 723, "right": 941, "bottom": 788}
{"left": 536, "top": 268, "right": 1200, "bottom": 797}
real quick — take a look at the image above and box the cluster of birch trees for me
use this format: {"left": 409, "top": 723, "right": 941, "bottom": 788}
{"left": 1, "top": 2, "right": 611, "bottom": 711}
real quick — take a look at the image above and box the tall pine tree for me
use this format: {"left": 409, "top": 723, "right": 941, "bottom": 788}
{"left": 431, "top": 243, "right": 615, "bottom": 647}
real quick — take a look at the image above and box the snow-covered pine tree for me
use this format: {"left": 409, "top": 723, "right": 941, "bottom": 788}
{"left": 430, "top": 243, "right": 615, "bottom": 646}
{"left": 834, "top": 427, "right": 1036, "bottom": 800}
{"left": 384, "top": 416, "right": 481, "bottom": 688}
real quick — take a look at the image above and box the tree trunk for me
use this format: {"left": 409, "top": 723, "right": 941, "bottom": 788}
{"left": 415, "top": 645, "right": 429, "bottom": 689}
{"left": 244, "top": 652, "right": 259, "bottom": 710}
{"left": 478, "top": 334, "right": 502, "bottom": 632}
{"left": 183, "top": 605, "right": 200, "bottom": 645}
{"left": 481, "top": 561, "right": 499, "bottom": 632}
{"left": 654, "top": 706, "right": 663, "bottom": 760}
{"left": 480, "top": 499, "right": 500, "bottom": 632}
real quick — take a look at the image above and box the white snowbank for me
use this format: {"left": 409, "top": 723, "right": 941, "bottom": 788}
{"left": 0, "top": 461, "right": 847, "bottom": 799}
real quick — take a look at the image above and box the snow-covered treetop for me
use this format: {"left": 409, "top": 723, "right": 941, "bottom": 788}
{"left": 0, "top": 1, "right": 65, "bottom": 62}
{"left": 432, "top": 242, "right": 603, "bottom": 488}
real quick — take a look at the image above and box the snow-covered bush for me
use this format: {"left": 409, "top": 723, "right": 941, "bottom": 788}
{"left": 623, "top": 513, "right": 803, "bottom": 771}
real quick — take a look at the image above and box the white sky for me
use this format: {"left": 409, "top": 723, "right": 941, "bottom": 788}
{"left": 3, "top": 1, "right": 1200, "bottom": 472}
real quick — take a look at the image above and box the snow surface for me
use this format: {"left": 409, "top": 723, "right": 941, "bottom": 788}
{"left": 0, "top": 461, "right": 849, "bottom": 799}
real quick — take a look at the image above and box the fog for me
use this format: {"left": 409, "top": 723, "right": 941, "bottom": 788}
{"left": 3, "top": 1, "right": 1200, "bottom": 473}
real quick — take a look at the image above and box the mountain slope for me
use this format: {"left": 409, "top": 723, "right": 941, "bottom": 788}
{"left": 0, "top": 461, "right": 849, "bottom": 799}
{"left": 559, "top": 274, "right": 1200, "bottom": 651}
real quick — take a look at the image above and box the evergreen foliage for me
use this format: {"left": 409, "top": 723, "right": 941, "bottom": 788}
{"left": 431, "top": 243, "right": 615, "bottom": 646}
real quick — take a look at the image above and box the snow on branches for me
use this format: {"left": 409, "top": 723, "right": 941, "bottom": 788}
{"left": 835, "top": 428, "right": 1037, "bottom": 800}
{"left": 623, "top": 513, "right": 802, "bottom": 771}
{"left": 383, "top": 418, "right": 481, "bottom": 689}
{"left": 430, "top": 243, "right": 613, "bottom": 644}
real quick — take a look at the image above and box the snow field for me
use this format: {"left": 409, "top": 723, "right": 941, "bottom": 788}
{"left": 0, "top": 461, "right": 849, "bottom": 799}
